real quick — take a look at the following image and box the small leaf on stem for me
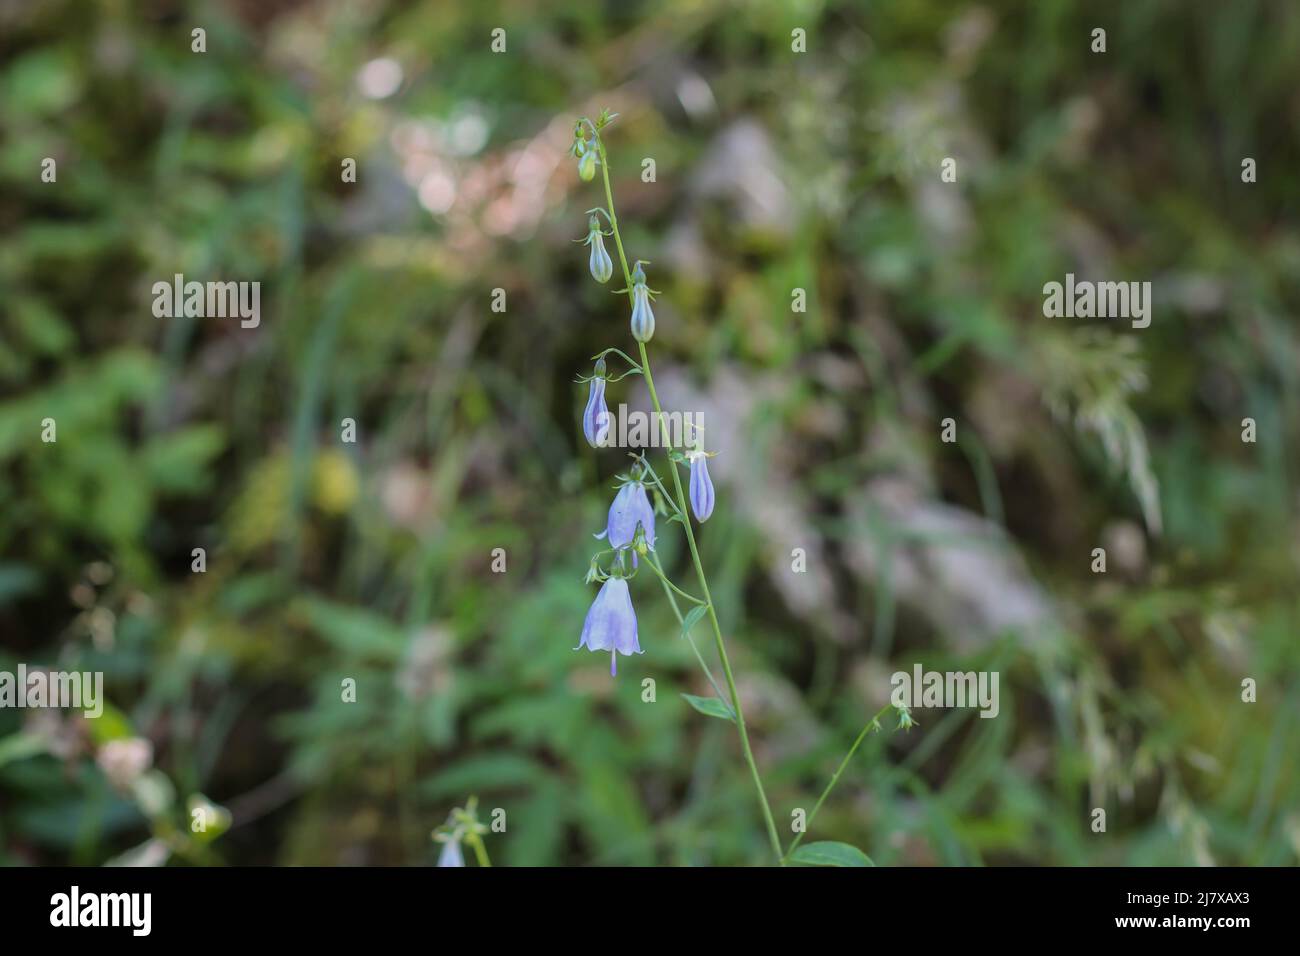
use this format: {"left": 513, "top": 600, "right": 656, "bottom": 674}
{"left": 679, "top": 603, "right": 708, "bottom": 637}
{"left": 681, "top": 693, "right": 735, "bottom": 722}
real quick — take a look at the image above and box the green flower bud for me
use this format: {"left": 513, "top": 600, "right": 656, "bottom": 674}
{"left": 578, "top": 148, "right": 597, "bottom": 182}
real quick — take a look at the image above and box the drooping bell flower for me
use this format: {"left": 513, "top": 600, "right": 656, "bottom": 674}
{"left": 576, "top": 576, "right": 641, "bottom": 676}
{"left": 688, "top": 452, "right": 715, "bottom": 522}
{"left": 629, "top": 261, "right": 656, "bottom": 343}
{"left": 578, "top": 144, "right": 597, "bottom": 182}
{"left": 583, "top": 358, "right": 612, "bottom": 447}
{"left": 436, "top": 838, "right": 465, "bottom": 867}
{"left": 583, "top": 216, "right": 614, "bottom": 284}
{"left": 595, "top": 479, "right": 656, "bottom": 552}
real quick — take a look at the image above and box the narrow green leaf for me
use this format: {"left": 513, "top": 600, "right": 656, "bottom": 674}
{"left": 681, "top": 693, "right": 734, "bottom": 722}
{"left": 789, "top": 841, "right": 875, "bottom": 867}
{"left": 291, "top": 597, "right": 406, "bottom": 661}
{"left": 679, "top": 603, "right": 708, "bottom": 637}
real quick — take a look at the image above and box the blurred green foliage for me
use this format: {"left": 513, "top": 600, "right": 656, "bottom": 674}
{"left": 1, "top": 0, "right": 1297, "bottom": 866}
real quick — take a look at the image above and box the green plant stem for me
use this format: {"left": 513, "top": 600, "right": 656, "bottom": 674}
{"left": 597, "top": 134, "right": 785, "bottom": 865}
{"left": 466, "top": 832, "right": 491, "bottom": 867}
{"left": 639, "top": 555, "right": 707, "bottom": 604}
{"left": 636, "top": 455, "right": 685, "bottom": 517}
{"left": 646, "top": 551, "right": 732, "bottom": 712}
{"left": 782, "top": 703, "right": 893, "bottom": 862}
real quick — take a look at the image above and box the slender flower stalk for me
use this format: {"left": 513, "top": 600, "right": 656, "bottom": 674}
{"left": 643, "top": 550, "right": 732, "bottom": 715}
{"left": 571, "top": 110, "right": 909, "bottom": 867}
{"left": 464, "top": 831, "right": 491, "bottom": 867}
{"left": 781, "top": 703, "right": 893, "bottom": 863}
{"left": 586, "top": 119, "right": 785, "bottom": 864}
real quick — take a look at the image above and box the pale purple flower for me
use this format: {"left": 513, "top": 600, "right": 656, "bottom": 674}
{"left": 629, "top": 262, "right": 655, "bottom": 343}
{"left": 595, "top": 481, "right": 656, "bottom": 552}
{"left": 583, "top": 374, "right": 611, "bottom": 447}
{"left": 437, "top": 839, "right": 465, "bottom": 867}
{"left": 689, "top": 453, "right": 715, "bottom": 522}
{"left": 575, "top": 576, "right": 641, "bottom": 676}
{"left": 587, "top": 230, "right": 613, "bottom": 284}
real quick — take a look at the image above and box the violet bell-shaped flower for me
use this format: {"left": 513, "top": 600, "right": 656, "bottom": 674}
{"left": 595, "top": 479, "right": 656, "bottom": 552}
{"left": 582, "top": 358, "right": 611, "bottom": 447}
{"left": 576, "top": 576, "right": 641, "bottom": 676}
{"left": 436, "top": 838, "right": 465, "bottom": 868}
{"left": 585, "top": 216, "right": 613, "bottom": 284}
{"left": 688, "top": 451, "right": 715, "bottom": 522}
{"left": 629, "top": 261, "right": 656, "bottom": 343}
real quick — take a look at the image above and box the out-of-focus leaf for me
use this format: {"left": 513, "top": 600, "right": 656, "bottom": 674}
{"left": 0, "top": 733, "right": 47, "bottom": 768}
{"left": 0, "top": 563, "right": 40, "bottom": 606}
{"left": 143, "top": 425, "right": 226, "bottom": 494}
{"left": 105, "top": 838, "right": 171, "bottom": 868}
{"left": 85, "top": 702, "right": 135, "bottom": 746}
{"left": 421, "top": 754, "right": 547, "bottom": 799}
{"left": 789, "top": 841, "right": 875, "bottom": 867}
{"left": 291, "top": 597, "right": 407, "bottom": 661}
